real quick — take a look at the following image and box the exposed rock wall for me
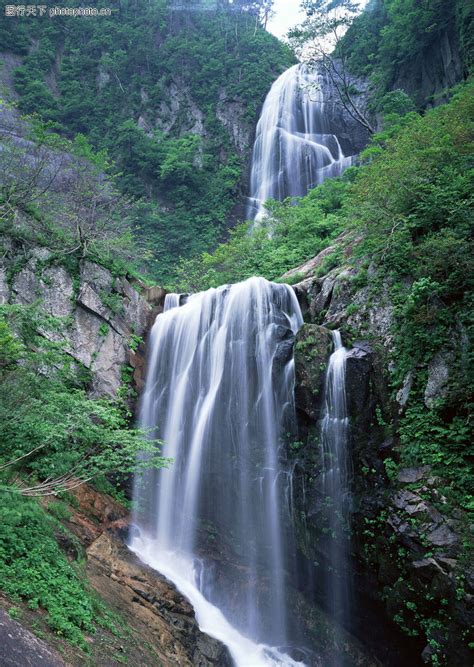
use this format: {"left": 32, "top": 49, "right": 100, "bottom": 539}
{"left": 392, "top": 26, "right": 465, "bottom": 108}
{"left": 288, "top": 248, "right": 473, "bottom": 666}
{"left": 87, "top": 533, "right": 232, "bottom": 667}
{"left": 0, "top": 236, "right": 165, "bottom": 400}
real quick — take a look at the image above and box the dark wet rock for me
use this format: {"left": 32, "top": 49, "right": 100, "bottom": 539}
{"left": 411, "top": 558, "right": 446, "bottom": 577}
{"left": 0, "top": 609, "right": 66, "bottom": 667}
{"left": 397, "top": 466, "right": 432, "bottom": 484}
{"left": 392, "top": 489, "right": 422, "bottom": 510}
{"left": 292, "top": 249, "right": 472, "bottom": 666}
{"left": 427, "top": 524, "right": 458, "bottom": 548}
{"left": 345, "top": 341, "right": 373, "bottom": 424}
{"left": 421, "top": 643, "right": 438, "bottom": 665}
{"left": 294, "top": 323, "right": 333, "bottom": 422}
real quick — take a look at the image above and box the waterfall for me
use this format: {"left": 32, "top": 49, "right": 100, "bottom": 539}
{"left": 247, "top": 64, "right": 353, "bottom": 222}
{"left": 129, "top": 277, "right": 305, "bottom": 666}
{"left": 319, "top": 331, "right": 351, "bottom": 645}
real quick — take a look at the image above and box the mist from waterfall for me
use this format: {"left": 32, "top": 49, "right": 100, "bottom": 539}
{"left": 247, "top": 64, "right": 353, "bottom": 222}
{"left": 130, "top": 278, "right": 306, "bottom": 666}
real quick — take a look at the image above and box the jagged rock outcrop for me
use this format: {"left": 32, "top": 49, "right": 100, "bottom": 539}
{"left": 318, "top": 67, "right": 372, "bottom": 156}
{"left": 68, "top": 487, "right": 231, "bottom": 667}
{"left": 0, "top": 237, "right": 166, "bottom": 399}
{"left": 38, "top": 485, "right": 231, "bottom": 667}
{"left": 87, "top": 534, "right": 231, "bottom": 667}
{"left": 294, "top": 323, "right": 333, "bottom": 422}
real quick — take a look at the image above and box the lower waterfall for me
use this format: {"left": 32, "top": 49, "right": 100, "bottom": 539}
{"left": 129, "top": 277, "right": 306, "bottom": 666}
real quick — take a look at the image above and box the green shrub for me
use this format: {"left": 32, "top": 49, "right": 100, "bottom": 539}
{"left": 0, "top": 494, "right": 116, "bottom": 649}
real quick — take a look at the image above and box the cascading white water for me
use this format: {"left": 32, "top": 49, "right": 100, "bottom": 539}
{"left": 247, "top": 64, "right": 353, "bottom": 222}
{"left": 129, "top": 277, "right": 305, "bottom": 666}
{"left": 319, "top": 331, "right": 351, "bottom": 645}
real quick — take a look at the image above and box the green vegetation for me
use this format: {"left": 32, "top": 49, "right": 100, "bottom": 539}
{"left": 0, "top": 0, "right": 293, "bottom": 282}
{"left": 0, "top": 304, "right": 169, "bottom": 493}
{"left": 0, "top": 301, "right": 168, "bottom": 648}
{"left": 175, "top": 175, "right": 349, "bottom": 291}
{"left": 0, "top": 114, "right": 139, "bottom": 278}
{"left": 341, "top": 0, "right": 472, "bottom": 107}
{"left": 0, "top": 493, "right": 119, "bottom": 649}
{"left": 349, "top": 82, "right": 473, "bottom": 508}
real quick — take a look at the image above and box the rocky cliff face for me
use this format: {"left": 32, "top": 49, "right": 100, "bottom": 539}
{"left": 392, "top": 25, "right": 465, "bottom": 108}
{"left": 0, "top": 608, "right": 66, "bottom": 667}
{"left": 287, "top": 246, "right": 473, "bottom": 666}
{"left": 0, "top": 483, "right": 231, "bottom": 667}
{"left": 318, "top": 68, "right": 372, "bottom": 156}
{"left": 0, "top": 236, "right": 165, "bottom": 400}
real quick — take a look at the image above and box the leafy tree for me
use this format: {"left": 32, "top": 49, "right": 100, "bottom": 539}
{"left": 174, "top": 172, "right": 349, "bottom": 290}
{"left": 0, "top": 305, "right": 169, "bottom": 496}
{"left": 339, "top": 0, "right": 470, "bottom": 107}
{"left": 0, "top": 113, "right": 137, "bottom": 271}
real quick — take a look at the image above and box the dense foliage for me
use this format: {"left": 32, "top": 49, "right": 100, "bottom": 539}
{"left": 0, "top": 300, "right": 169, "bottom": 647}
{"left": 0, "top": 114, "right": 141, "bottom": 277}
{"left": 0, "top": 0, "right": 293, "bottom": 281}
{"left": 0, "top": 493, "right": 119, "bottom": 648}
{"left": 174, "top": 175, "right": 349, "bottom": 291}
{"left": 0, "top": 304, "right": 168, "bottom": 493}
{"left": 350, "top": 82, "right": 473, "bottom": 505}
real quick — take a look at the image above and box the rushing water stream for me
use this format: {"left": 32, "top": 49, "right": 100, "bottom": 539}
{"left": 247, "top": 63, "right": 353, "bottom": 222}
{"left": 320, "top": 332, "right": 351, "bottom": 659}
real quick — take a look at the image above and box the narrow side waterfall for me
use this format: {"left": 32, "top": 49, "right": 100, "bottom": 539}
{"left": 319, "top": 331, "right": 351, "bottom": 645}
{"left": 130, "top": 277, "right": 305, "bottom": 666}
{"left": 247, "top": 64, "right": 353, "bottom": 222}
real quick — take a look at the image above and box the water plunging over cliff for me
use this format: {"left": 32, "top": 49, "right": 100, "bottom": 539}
{"left": 130, "top": 278, "right": 305, "bottom": 666}
{"left": 247, "top": 64, "right": 353, "bottom": 222}
{"left": 320, "top": 331, "right": 351, "bottom": 649}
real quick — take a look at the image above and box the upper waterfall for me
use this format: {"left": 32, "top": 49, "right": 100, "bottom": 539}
{"left": 130, "top": 278, "right": 305, "bottom": 666}
{"left": 247, "top": 64, "right": 353, "bottom": 222}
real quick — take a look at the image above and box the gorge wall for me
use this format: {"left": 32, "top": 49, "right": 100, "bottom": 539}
{"left": 0, "top": 235, "right": 165, "bottom": 401}
{"left": 286, "top": 246, "right": 473, "bottom": 666}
